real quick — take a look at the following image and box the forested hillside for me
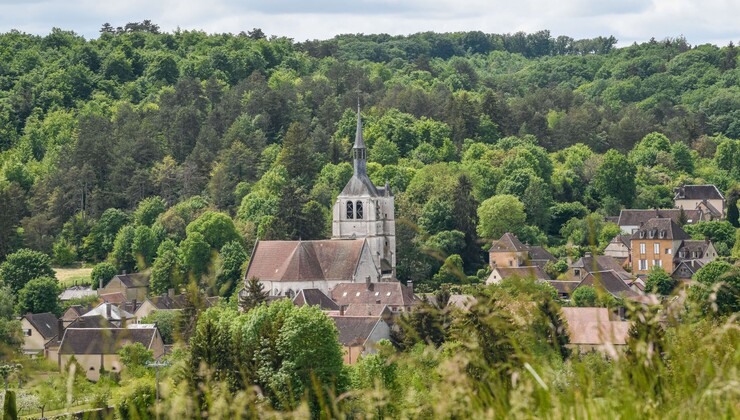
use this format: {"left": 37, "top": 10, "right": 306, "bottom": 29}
{"left": 1, "top": 24, "right": 739, "bottom": 292}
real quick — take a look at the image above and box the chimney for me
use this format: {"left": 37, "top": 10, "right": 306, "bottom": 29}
{"left": 122, "top": 270, "right": 126, "bottom": 275}
{"left": 57, "top": 318, "right": 64, "bottom": 338}
{"left": 168, "top": 288, "right": 175, "bottom": 299}
{"left": 99, "top": 276, "right": 103, "bottom": 290}
{"left": 584, "top": 252, "right": 592, "bottom": 258}
{"left": 106, "top": 303, "right": 112, "bottom": 320}
{"left": 407, "top": 280, "right": 413, "bottom": 294}
{"left": 339, "top": 305, "right": 345, "bottom": 316}
{"left": 132, "top": 299, "right": 137, "bottom": 313}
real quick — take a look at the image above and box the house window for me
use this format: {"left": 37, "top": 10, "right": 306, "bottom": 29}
{"left": 355, "top": 201, "right": 363, "bottom": 219}
{"left": 653, "top": 259, "right": 662, "bottom": 267}
{"left": 640, "top": 243, "right": 646, "bottom": 254}
{"left": 639, "top": 260, "right": 648, "bottom": 270}
{"left": 508, "top": 260, "right": 513, "bottom": 266}
{"left": 346, "top": 201, "right": 354, "bottom": 219}
{"left": 24, "top": 329, "right": 31, "bottom": 336}
{"left": 654, "top": 243, "right": 660, "bottom": 254}
{"left": 574, "top": 269, "right": 581, "bottom": 276}
{"left": 666, "top": 248, "right": 672, "bottom": 255}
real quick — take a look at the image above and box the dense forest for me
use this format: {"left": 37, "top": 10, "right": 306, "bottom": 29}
{"left": 0, "top": 23, "right": 739, "bottom": 294}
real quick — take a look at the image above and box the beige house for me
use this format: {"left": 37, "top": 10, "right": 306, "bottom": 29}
{"left": 330, "top": 316, "right": 391, "bottom": 364}
{"left": 561, "top": 307, "right": 630, "bottom": 353}
{"left": 20, "top": 313, "right": 60, "bottom": 357}
{"left": 58, "top": 325, "right": 164, "bottom": 381}
{"left": 486, "top": 266, "right": 550, "bottom": 285}
{"left": 604, "top": 235, "right": 631, "bottom": 260}
{"left": 98, "top": 272, "right": 150, "bottom": 301}
{"left": 488, "top": 233, "right": 556, "bottom": 270}
{"left": 674, "top": 185, "right": 725, "bottom": 220}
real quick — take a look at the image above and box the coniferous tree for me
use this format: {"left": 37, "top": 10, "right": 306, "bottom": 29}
{"left": 451, "top": 174, "right": 480, "bottom": 271}
{"left": 239, "top": 277, "right": 268, "bottom": 311}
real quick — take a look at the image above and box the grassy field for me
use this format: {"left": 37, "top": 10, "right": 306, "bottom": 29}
{"left": 54, "top": 266, "right": 93, "bottom": 287}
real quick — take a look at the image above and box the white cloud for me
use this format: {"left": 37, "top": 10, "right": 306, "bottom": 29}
{"left": 0, "top": 0, "right": 738, "bottom": 46}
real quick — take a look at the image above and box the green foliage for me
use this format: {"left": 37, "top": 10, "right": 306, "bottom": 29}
{"left": 691, "top": 260, "right": 740, "bottom": 316}
{"left": 215, "top": 240, "right": 246, "bottom": 298}
{"left": 418, "top": 197, "right": 454, "bottom": 234}
{"left": 239, "top": 277, "right": 268, "bottom": 311}
{"left": 476, "top": 194, "right": 526, "bottom": 240}
{"left": 186, "top": 211, "right": 240, "bottom": 251}
{"left": 683, "top": 221, "right": 736, "bottom": 253}
{"left": 52, "top": 239, "right": 76, "bottom": 267}
{"left": 149, "top": 240, "right": 182, "bottom": 295}
{"left": 593, "top": 150, "right": 636, "bottom": 207}
{"left": 572, "top": 286, "right": 598, "bottom": 307}
{"left": 112, "top": 225, "right": 136, "bottom": 273}
{"left": 118, "top": 342, "right": 154, "bottom": 370}
{"left": 91, "top": 262, "right": 117, "bottom": 290}
{"left": 82, "top": 209, "right": 130, "bottom": 262}
{"left": 16, "top": 276, "right": 61, "bottom": 315}
{"left": 3, "top": 390, "right": 17, "bottom": 420}
{"left": 645, "top": 266, "right": 678, "bottom": 296}
{"left": 132, "top": 225, "right": 158, "bottom": 270}
{"left": 141, "top": 310, "right": 178, "bottom": 345}
{"left": 180, "top": 231, "right": 211, "bottom": 278}
{"left": 0, "top": 249, "right": 55, "bottom": 293}
{"left": 133, "top": 196, "right": 167, "bottom": 227}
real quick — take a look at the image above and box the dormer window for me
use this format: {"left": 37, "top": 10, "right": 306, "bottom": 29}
{"left": 356, "top": 201, "right": 364, "bottom": 219}
{"left": 659, "top": 230, "right": 666, "bottom": 239}
{"left": 648, "top": 230, "right": 655, "bottom": 239}
{"left": 639, "top": 231, "right": 645, "bottom": 239}
{"left": 346, "top": 201, "right": 354, "bottom": 219}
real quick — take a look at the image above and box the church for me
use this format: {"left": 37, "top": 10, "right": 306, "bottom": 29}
{"left": 243, "top": 107, "right": 396, "bottom": 297}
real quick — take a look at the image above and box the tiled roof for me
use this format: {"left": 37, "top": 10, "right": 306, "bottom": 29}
{"left": 245, "top": 239, "right": 367, "bottom": 282}
{"left": 579, "top": 270, "right": 638, "bottom": 298}
{"left": 331, "top": 282, "right": 419, "bottom": 307}
{"left": 547, "top": 281, "right": 580, "bottom": 295}
{"left": 59, "top": 327, "right": 158, "bottom": 355}
{"left": 149, "top": 294, "right": 188, "bottom": 310}
{"left": 674, "top": 185, "right": 724, "bottom": 201}
{"left": 561, "top": 307, "right": 630, "bottom": 346}
{"left": 630, "top": 218, "right": 690, "bottom": 241}
{"left": 330, "top": 316, "right": 381, "bottom": 346}
{"left": 99, "top": 292, "right": 126, "bottom": 304}
{"left": 617, "top": 209, "right": 701, "bottom": 227}
{"left": 572, "top": 254, "right": 632, "bottom": 282}
{"left": 66, "top": 315, "right": 116, "bottom": 329}
{"left": 528, "top": 246, "right": 556, "bottom": 262}
{"left": 342, "top": 304, "right": 392, "bottom": 317}
{"left": 488, "top": 233, "right": 528, "bottom": 253}
{"left": 675, "top": 240, "right": 712, "bottom": 260}
{"left": 23, "top": 313, "right": 59, "bottom": 340}
{"left": 114, "top": 272, "right": 150, "bottom": 288}
{"left": 292, "top": 289, "right": 339, "bottom": 311}
{"left": 491, "top": 266, "right": 551, "bottom": 281}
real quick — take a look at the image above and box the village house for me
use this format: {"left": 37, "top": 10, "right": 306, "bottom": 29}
{"left": 57, "top": 325, "right": 164, "bottom": 381}
{"left": 561, "top": 307, "right": 631, "bottom": 353}
{"left": 81, "top": 302, "right": 135, "bottom": 327}
{"left": 617, "top": 208, "right": 701, "bottom": 234}
{"left": 578, "top": 270, "right": 639, "bottom": 299}
{"left": 487, "top": 233, "right": 556, "bottom": 270}
{"left": 331, "top": 282, "right": 419, "bottom": 313}
{"left": 547, "top": 280, "right": 580, "bottom": 300}
{"left": 630, "top": 218, "right": 717, "bottom": 277}
{"left": 58, "top": 285, "right": 97, "bottom": 302}
{"left": 19, "top": 313, "right": 60, "bottom": 357}
{"left": 330, "top": 316, "right": 391, "bottom": 364}
{"left": 673, "top": 184, "right": 725, "bottom": 220}
{"left": 568, "top": 253, "right": 632, "bottom": 283}
{"left": 133, "top": 290, "right": 188, "bottom": 321}
{"left": 292, "top": 289, "right": 340, "bottom": 311}
{"left": 603, "top": 234, "right": 631, "bottom": 261}
{"left": 486, "top": 265, "right": 550, "bottom": 285}
{"left": 98, "top": 272, "right": 150, "bottom": 301}
{"left": 60, "top": 304, "right": 96, "bottom": 327}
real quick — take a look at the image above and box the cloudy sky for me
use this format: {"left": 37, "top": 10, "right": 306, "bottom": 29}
{"left": 0, "top": 0, "right": 738, "bottom": 47}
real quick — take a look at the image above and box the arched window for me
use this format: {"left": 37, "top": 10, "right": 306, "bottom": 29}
{"left": 346, "top": 201, "right": 354, "bottom": 219}
{"left": 356, "top": 201, "right": 363, "bottom": 219}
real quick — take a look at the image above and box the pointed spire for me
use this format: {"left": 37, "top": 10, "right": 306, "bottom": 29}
{"left": 354, "top": 100, "right": 365, "bottom": 150}
{"left": 353, "top": 103, "right": 367, "bottom": 176}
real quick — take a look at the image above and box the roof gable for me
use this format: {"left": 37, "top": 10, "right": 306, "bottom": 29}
{"left": 330, "top": 316, "right": 381, "bottom": 346}
{"left": 488, "top": 233, "right": 528, "bottom": 253}
{"left": 113, "top": 272, "right": 150, "bottom": 288}
{"left": 293, "top": 289, "right": 340, "bottom": 311}
{"left": 23, "top": 313, "right": 59, "bottom": 340}
{"left": 59, "top": 327, "right": 157, "bottom": 355}
{"left": 674, "top": 184, "right": 724, "bottom": 201}
{"left": 579, "top": 270, "right": 638, "bottom": 298}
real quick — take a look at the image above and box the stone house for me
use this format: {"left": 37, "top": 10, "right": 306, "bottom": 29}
{"left": 58, "top": 325, "right": 164, "bottom": 381}
{"left": 98, "top": 272, "right": 150, "bottom": 301}
{"left": 330, "top": 316, "right": 391, "bottom": 364}
{"left": 568, "top": 253, "right": 632, "bottom": 283}
{"left": 674, "top": 184, "right": 725, "bottom": 220}
{"left": 488, "top": 233, "right": 556, "bottom": 270}
{"left": 617, "top": 208, "right": 701, "bottom": 234}
{"left": 630, "top": 218, "right": 717, "bottom": 276}
{"left": 19, "top": 313, "right": 60, "bottom": 357}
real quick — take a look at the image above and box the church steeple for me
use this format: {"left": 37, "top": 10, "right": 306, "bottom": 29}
{"left": 353, "top": 104, "right": 367, "bottom": 176}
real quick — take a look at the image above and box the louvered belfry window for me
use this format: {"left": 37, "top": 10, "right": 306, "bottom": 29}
{"left": 356, "top": 201, "right": 364, "bottom": 219}
{"left": 346, "top": 201, "right": 354, "bottom": 219}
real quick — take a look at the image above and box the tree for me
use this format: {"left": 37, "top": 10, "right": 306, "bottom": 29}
{"left": 180, "top": 232, "right": 212, "bottom": 279}
{"left": 240, "top": 277, "right": 268, "bottom": 311}
{"left": 537, "top": 296, "right": 570, "bottom": 359}
{"left": 0, "top": 249, "right": 55, "bottom": 293}
{"left": 0, "top": 286, "right": 22, "bottom": 359}
{"left": 645, "top": 267, "right": 678, "bottom": 296}
{"left": 82, "top": 209, "right": 130, "bottom": 262}
{"left": 131, "top": 225, "right": 158, "bottom": 270}
{"left": 91, "top": 262, "right": 117, "bottom": 289}
{"left": 572, "top": 286, "right": 598, "bottom": 307}
{"left": 418, "top": 197, "right": 455, "bottom": 234}
{"left": 276, "top": 122, "right": 319, "bottom": 185}
{"left": 3, "top": 390, "right": 17, "bottom": 419}
{"left": 16, "top": 277, "right": 61, "bottom": 315}
{"left": 186, "top": 211, "right": 241, "bottom": 251}
{"left": 691, "top": 261, "right": 740, "bottom": 316}
{"left": 150, "top": 240, "right": 182, "bottom": 295}
{"left": 133, "top": 196, "right": 167, "bottom": 227}
{"left": 592, "top": 150, "right": 636, "bottom": 207}
{"left": 112, "top": 225, "right": 136, "bottom": 273}
{"left": 476, "top": 194, "right": 526, "bottom": 240}
{"left": 393, "top": 299, "right": 446, "bottom": 350}
{"left": 215, "top": 241, "right": 246, "bottom": 298}
{"left": 141, "top": 310, "right": 178, "bottom": 344}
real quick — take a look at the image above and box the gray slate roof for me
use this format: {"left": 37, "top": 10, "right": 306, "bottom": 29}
{"left": 114, "top": 272, "right": 150, "bottom": 288}
{"left": 617, "top": 209, "right": 701, "bottom": 227}
{"left": 488, "top": 233, "right": 528, "bottom": 253}
{"left": 579, "top": 270, "right": 638, "bottom": 298}
{"left": 629, "top": 218, "right": 690, "bottom": 241}
{"left": 292, "top": 289, "right": 340, "bottom": 311}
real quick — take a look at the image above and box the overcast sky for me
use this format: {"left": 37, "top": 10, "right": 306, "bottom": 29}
{"left": 1, "top": 0, "right": 738, "bottom": 47}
